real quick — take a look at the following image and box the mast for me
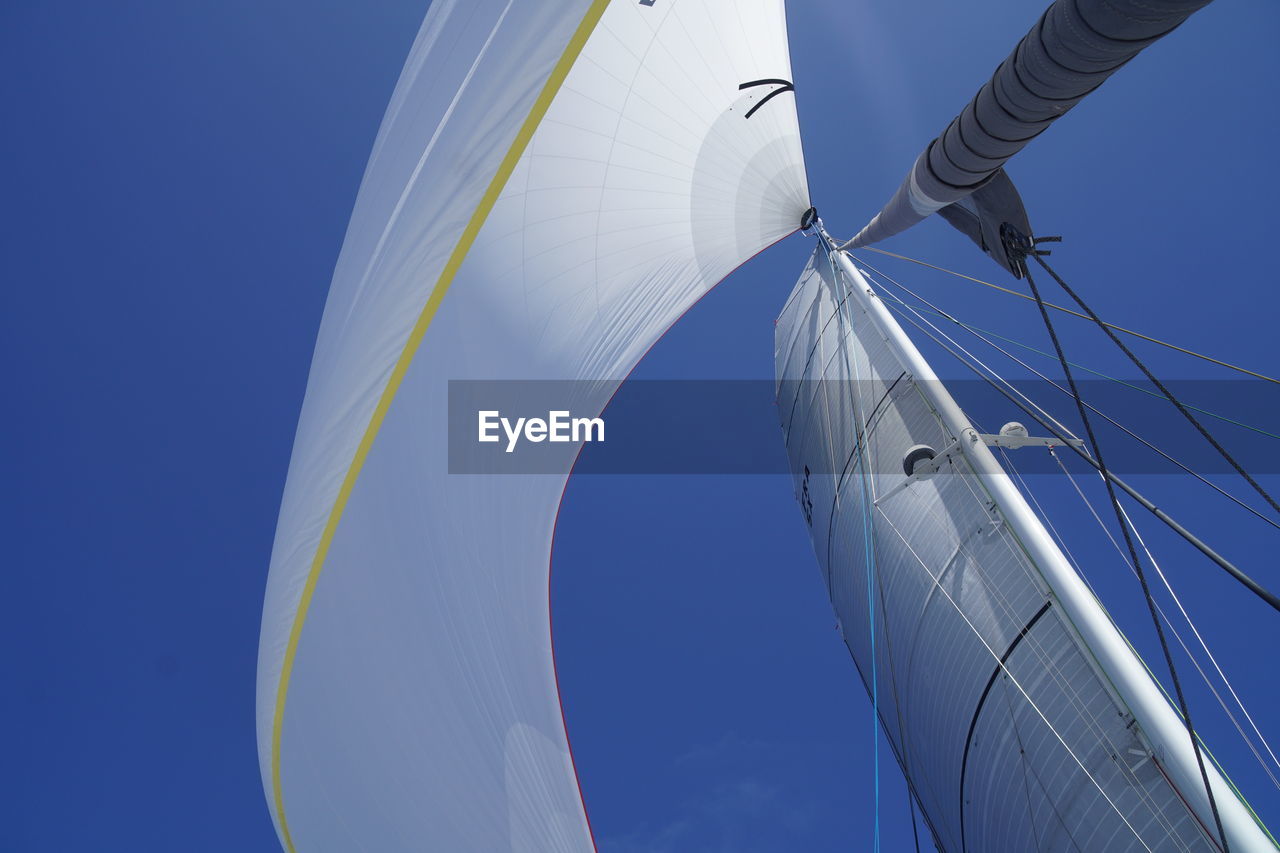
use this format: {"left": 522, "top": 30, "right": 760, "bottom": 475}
{"left": 816, "top": 226, "right": 1272, "bottom": 851}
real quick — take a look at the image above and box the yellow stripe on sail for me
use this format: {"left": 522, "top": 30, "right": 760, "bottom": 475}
{"left": 268, "top": 2, "right": 614, "bottom": 849}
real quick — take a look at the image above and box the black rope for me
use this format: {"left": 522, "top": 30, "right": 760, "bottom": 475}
{"left": 857, "top": 258, "right": 1280, "bottom": 534}
{"left": 1030, "top": 252, "right": 1280, "bottom": 519}
{"left": 907, "top": 775, "right": 922, "bottom": 853}
{"left": 875, "top": 295, "right": 1280, "bottom": 613}
{"left": 856, "top": 245, "right": 1280, "bottom": 384}
{"left": 869, "top": 292, "right": 1270, "bottom": 846}
{"left": 1021, "top": 258, "right": 1231, "bottom": 852}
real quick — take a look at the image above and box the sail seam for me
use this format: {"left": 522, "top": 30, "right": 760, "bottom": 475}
{"left": 266, "top": 3, "right": 613, "bottom": 850}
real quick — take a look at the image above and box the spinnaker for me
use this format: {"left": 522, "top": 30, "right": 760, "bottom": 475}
{"left": 256, "top": 0, "right": 1276, "bottom": 850}
{"left": 256, "top": 1, "right": 807, "bottom": 850}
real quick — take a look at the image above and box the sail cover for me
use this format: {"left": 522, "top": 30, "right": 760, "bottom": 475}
{"left": 844, "top": 0, "right": 1215, "bottom": 271}
{"left": 256, "top": 1, "right": 808, "bottom": 851}
{"left": 775, "top": 246, "right": 1273, "bottom": 851}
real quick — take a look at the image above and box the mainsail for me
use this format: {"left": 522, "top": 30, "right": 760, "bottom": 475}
{"left": 256, "top": 1, "right": 808, "bottom": 850}
{"left": 775, "top": 241, "right": 1274, "bottom": 851}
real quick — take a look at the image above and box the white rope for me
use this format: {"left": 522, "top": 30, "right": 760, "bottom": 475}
{"left": 878, "top": 265, "right": 1280, "bottom": 799}
{"left": 825, "top": 241, "right": 884, "bottom": 853}
{"left": 858, "top": 256, "right": 1280, "bottom": 533}
{"left": 876, "top": 507, "right": 1158, "bottom": 853}
{"left": 862, "top": 282, "right": 1222, "bottom": 846}
{"left": 848, "top": 286, "right": 1188, "bottom": 837}
{"left": 854, "top": 246, "right": 1280, "bottom": 385}
{"left": 1054, "top": 453, "right": 1280, "bottom": 793}
{"left": 820, "top": 257, "right": 1196, "bottom": 847}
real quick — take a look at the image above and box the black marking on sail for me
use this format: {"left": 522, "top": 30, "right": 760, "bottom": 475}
{"left": 738, "top": 78, "right": 794, "bottom": 119}
{"left": 821, "top": 373, "right": 910, "bottom": 581}
{"left": 830, "top": 372, "right": 908, "bottom": 494}
{"left": 958, "top": 600, "right": 1053, "bottom": 853}
{"left": 800, "top": 467, "right": 815, "bottom": 526}
{"left": 638, "top": 0, "right": 656, "bottom": 6}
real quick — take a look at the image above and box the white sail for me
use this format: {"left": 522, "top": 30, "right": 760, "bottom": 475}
{"left": 775, "top": 243, "right": 1274, "bottom": 852}
{"left": 256, "top": 1, "right": 808, "bottom": 851}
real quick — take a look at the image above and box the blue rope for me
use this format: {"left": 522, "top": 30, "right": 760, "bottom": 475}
{"left": 826, "top": 239, "right": 882, "bottom": 852}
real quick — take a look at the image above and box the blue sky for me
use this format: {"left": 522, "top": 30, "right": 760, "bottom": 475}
{"left": 4, "top": 1, "right": 1278, "bottom": 850}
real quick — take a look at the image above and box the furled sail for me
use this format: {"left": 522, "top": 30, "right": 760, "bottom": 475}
{"left": 845, "top": 0, "right": 1214, "bottom": 275}
{"left": 775, "top": 243, "right": 1274, "bottom": 851}
{"left": 256, "top": 2, "right": 808, "bottom": 851}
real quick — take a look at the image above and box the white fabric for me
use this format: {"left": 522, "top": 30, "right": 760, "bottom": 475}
{"left": 257, "top": 2, "right": 808, "bottom": 851}
{"left": 775, "top": 246, "right": 1260, "bottom": 852}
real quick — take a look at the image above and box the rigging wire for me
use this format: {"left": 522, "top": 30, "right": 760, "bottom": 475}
{"left": 855, "top": 265, "right": 1280, "bottom": 442}
{"left": 995, "top": 400, "right": 1280, "bottom": 805}
{"left": 813, "top": 240, "right": 1239, "bottom": 847}
{"left": 820, "top": 244, "right": 1196, "bottom": 848}
{"left": 1019, "top": 257, "right": 1231, "bottom": 852}
{"left": 873, "top": 292, "right": 1280, "bottom": 614}
{"left": 867, "top": 280, "right": 1280, "bottom": 837}
{"left": 1051, "top": 449, "right": 1280, "bottom": 792}
{"left": 1028, "top": 252, "right": 1280, "bottom": 520}
{"left": 875, "top": 507, "right": 1160, "bottom": 853}
{"left": 1003, "top": 427, "right": 1280, "bottom": 801}
{"left": 999, "top": 672, "right": 1051, "bottom": 853}
{"left": 814, "top": 244, "right": 948, "bottom": 853}
{"left": 935, "top": 422, "right": 1201, "bottom": 848}
{"left": 927, "top": 455, "right": 1198, "bottom": 849}
{"left": 1003, "top": 435, "right": 1280, "bottom": 836}
{"left": 810, "top": 239, "right": 877, "bottom": 843}
{"left": 964, "top": 328, "right": 1277, "bottom": 441}
{"left": 850, "top": 258, "right": 1280, "bottom": 533}
{"left": 892, "top": 429, "right": 1194, "bottom": 848}
{"left": 906, "top": 779, "right": 922, "bottom": 853}
{"left": 828, "top": 241, "right": 883, "bottom": 853}
{"left": 857, "top": 246, "right": 1280, "bottom": 385}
